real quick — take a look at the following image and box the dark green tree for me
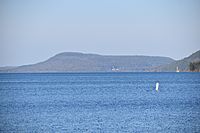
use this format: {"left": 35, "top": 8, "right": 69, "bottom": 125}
{"left": 189, "top": 62, "right": 195, "bottom": 71}
{"left": 189, "top": 61, "right": 200, "bottom": 72}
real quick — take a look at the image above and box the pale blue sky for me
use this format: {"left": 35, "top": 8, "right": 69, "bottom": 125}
{"left": 1, "top": 0, "right": 200, "bottom": 66}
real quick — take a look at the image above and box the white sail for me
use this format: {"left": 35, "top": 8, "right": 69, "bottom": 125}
{"left": 156, "top": 82, "right": 159, "bottom": 91}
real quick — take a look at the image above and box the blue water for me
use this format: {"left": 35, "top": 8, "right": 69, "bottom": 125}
{"left": 0, "top": 73, "right": 200, "bottom": 132}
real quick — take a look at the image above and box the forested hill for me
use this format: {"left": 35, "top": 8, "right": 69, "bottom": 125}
{"left": 1, "top": 52, "right": 174, "bottom": 72}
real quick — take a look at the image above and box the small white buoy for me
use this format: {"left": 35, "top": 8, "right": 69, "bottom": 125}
{"left": 156, "top": 82, "right": 159, "bottom": 91}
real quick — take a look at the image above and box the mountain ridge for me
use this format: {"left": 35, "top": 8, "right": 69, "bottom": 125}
{"left": 0, "top": 52, "right": 174, "bottom": 72}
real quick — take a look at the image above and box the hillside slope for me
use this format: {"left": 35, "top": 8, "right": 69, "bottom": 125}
{"left": 157, "top": 50, "right": 200, "bottom": 72}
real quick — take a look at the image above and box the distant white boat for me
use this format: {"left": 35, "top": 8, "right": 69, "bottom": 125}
{"left": 156, "top": 82, "right": 159, "bottom": 91}
{"left": 176, "top": 66, "right": 180, "bottom": 72}
{"left": 111, "top": 66, "right": 119, "bottom": 71}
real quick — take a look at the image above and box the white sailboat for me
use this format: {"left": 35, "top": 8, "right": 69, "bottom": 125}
{"left": 176, "top": 66, "right": 180, "bottom": 72}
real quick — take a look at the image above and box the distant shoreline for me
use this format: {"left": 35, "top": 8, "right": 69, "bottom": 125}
{"left": 0, "top": 72, "right": 198, "bottom": 74}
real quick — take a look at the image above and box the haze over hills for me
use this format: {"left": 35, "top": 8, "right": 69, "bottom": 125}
{"left": 0, "top": 50, "right": 199, "bottom": 73}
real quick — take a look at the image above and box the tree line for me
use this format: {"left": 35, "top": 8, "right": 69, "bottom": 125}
{"left": 189, "top": 61, "right": 200, "bottom": 72}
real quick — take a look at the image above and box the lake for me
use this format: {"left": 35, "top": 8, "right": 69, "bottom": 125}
{"left": 0, "top": 73, "right": 200, "bottom": 132}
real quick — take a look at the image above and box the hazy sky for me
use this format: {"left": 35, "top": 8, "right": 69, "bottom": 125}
{"left": 1, "top": 0, "right": 200, "bottom": 66}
